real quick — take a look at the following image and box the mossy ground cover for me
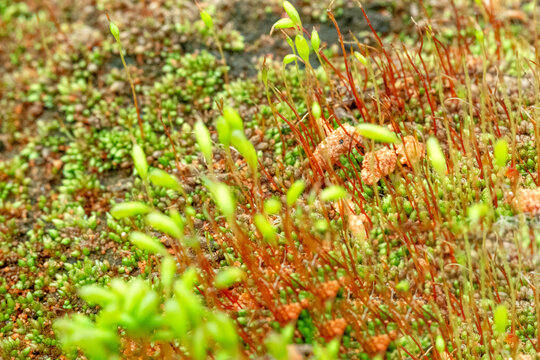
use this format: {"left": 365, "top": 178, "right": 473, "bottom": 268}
{"left": 1, "top": 0, "right": 540, "bottom": 359}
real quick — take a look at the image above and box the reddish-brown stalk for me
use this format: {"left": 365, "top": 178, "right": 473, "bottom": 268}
{"left": 449, "top": 0, "right": 469, "bottom": 56}
{"left": 156, "top": 103, "right": 187, "bottom": 182}
{"left": 432, "top": 35, "right": 457, "bottom": 98}
{"left": 355, "top": 1, "right": 397, "bottom": 83}
{"left": 327, "top": 12, "right": 369, "bottom": 122}
{"left": 274, "top": 91, "right": 317, "bottom": 147}
{"left": 414, "top": 34, "right": 439, "bottom": 135}
{"left": 274, "top": 110, "right": 324, "bottom": 181}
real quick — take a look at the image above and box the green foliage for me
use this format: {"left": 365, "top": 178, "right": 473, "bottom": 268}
{"left": 435, "top": 335, "right": 445, "bottom": 352}
{"left": 283, "top": 54, "right": 297, "bottom": 65}
{"left": 216, "top": 116, "right": 232, "bottom": 147}
{"left": 5, "top": 1, "right": 540, "bottom": 359}
{"left": 54, "top": 314, "right": 120, "bottom": 360}
{"left": 55, "top": 273, "right": 240, "bottom": 360}
{"left": 265, "top": 324, "right": 295, "bottom": 360}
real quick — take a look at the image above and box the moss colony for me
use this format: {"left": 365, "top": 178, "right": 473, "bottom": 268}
{"left": 1, "top": 0, "right": 540, "bottom": 359}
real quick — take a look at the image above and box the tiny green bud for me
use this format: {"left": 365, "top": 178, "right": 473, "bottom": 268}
{"left": 216, "top": 116, "right": 232, "bottom": 147}
{"left": 493, "top": 139, "right": 508, "bottom": 167}
{"left": 210, "top": 312, "right": 239, "bottom": 352}
{"left": 109, "top": 21, "right": 120, "bottom": 42}
{"left": 161, "top": 256, "right": 176, "bottom": 290}
{"left": 214, "top": 267, "right": 246, "bottom": 289}
{"left": 132, "top": 144, "right": 148, "bottom": 179}
{"left": 129, "top": 231, "right": 167, "bottom": 255}
{"left": 264, "top": 198, "right": 282, "bottom": 214}
{"left": 223, "top": 107, "right": 244, "bottom": 131}
{"left": 180, "top": 267, "right": 199, "bottom": 289}
{"left": 467, "top": 202, "right": 489, "bottom": 224}
{"left": 287, "top": 180, "right": 305, "bottom": 206}
{"left": 79, "top": 285, "right": 116, "bottom": 306}
{"left": 194, "top": 120, "right": 213, "bottom": 165}
{"left": 396, "top": 280, "right": 410, "bottom": 292}
{"left": 320, "top": 185, "right": 347, "bottom": 202}
{"left": 145, "top": 212, "right": 183, "bottom": 239}
{"left": 261, "top": 63, "right": 269, "bottom": 87}
{"left": 205, "top": 180, "right": 236, "bottom": 219}
{"left": 283, "top": 1, "right": 301, "bottom": 27}
{"left": 435, "top": 335, "right": 445, "bottom": 352}
{"left": 200, "top": 10, "right": 213, "bottom": 29}
{"left": 286, "top": 36, "right": 295, "bottom": 51}
{"left": 493, "top": 305, "right": 508, "bottom": 334}
{"left": 231, "top": 130, "right": 258, "bottom": 171}
{"left": 312, "top": 102, "right": 322, "bottom": 119}
{"left": 283, "top": 54, "right": 297, "bottom": 65}
{"left": 311, "top": 29, "right": 320, "bottom": 53}
{"left": 110, "top": 201, "right": 151, "bottom": 219}
{"left": 135, "top": 291, "right": 159, "bottom": 320}
{"left": 191, "top": 327, "right": 207, "bottom": 360}
{"left": 149, "top": 168, "right": 182, "bottom": 192}
{"left": 272, "top": 18, "right": 295, "bottom": 31}
{"left": 164, "top": 299, "right": 189, "bottom": 337}
{"left": 295, "top": 34, "right": 310, "bottom": 64}
{"left": 356, "top": 123, "right": 398, "bottom": 143}
{"left": 254, "top": 214, "right": 277, "bottom": 244}
{"left": 426, "top": 137, "right": 446, "bottom": 176}
{"left": 475, "top": 28, "right": 485, "bottom": 43}
{"left": 354, "top": 51, "right": 368, "bottom": 66}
